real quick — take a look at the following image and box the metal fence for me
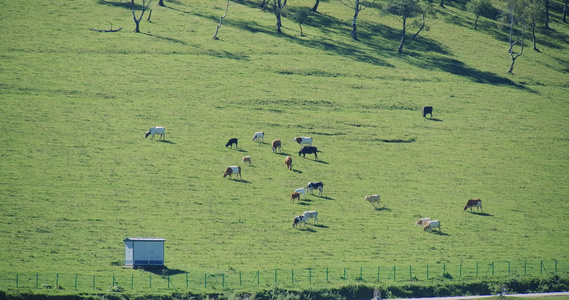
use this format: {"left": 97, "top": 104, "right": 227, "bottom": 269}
{"left": 1, "top": 259, "right": 567, "bottom": 293}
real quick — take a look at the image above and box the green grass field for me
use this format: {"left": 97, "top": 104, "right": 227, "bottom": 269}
{"left": 1, "top": 0, "right": 569, "bottom": 297}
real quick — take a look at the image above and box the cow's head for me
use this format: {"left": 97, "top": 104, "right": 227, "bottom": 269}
{"left": 145, "top": 131, "right": 150, "bottom": 138}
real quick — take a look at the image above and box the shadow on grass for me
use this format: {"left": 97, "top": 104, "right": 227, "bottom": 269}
{"left": 468, "top": 212, "right": 493, "bottom": 217}
{"left": 374, "top": 207, "right": 392, "bottom": 212}
{"left": 275, "top": 152, "right": 291, "bottom": 156}
{"left": 313, "top": 224, "right": 329, "bottom": 229}
{"left": 134, "top": 265, "right": 186, "bottom": 275}
{"left": 228, "top": 179, "right": 251, "bottom": 184}
{"left": 430, "top": 230, "right": 450, "bottom": 236}
{"left": 292, "top": 169, "right": 303, "bottom": 174}
{"left": 298, "top": 227, "right": 316, "bottom": 232}
{"left": 158, "top": 140, "right": 176, "bottom": 144}
{"left": 426, "top": 118, "right": 443, "bottom": 122}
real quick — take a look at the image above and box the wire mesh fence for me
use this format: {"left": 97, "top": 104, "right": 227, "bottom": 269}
{"left": 1, "top": 259, "right": 567, "bottom": 293}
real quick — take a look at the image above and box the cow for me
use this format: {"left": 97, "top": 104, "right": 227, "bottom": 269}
{"left": 299, "top": 146, "right": 318, "bottom": 159}
{"left": 285, "top": 156, "right": 293, "bottom": 170}
{"left": 145, "top": 127, "right": 165, "bottom": 140}
{"left": 464, "top": 199, "right": 482, "bottom": 212}
{"left": 272, "top": 140, "right": 282, "bottom": 153}
{"left": 422, "top": 220, "right": 441, "bottom": 232}
{"left": 302, "top": 211, "right": 318, "bottom": 225}
{"left": 225, "top": 138, "right": 238, "bottom": 148}
{"left": 293, "top": 137, "right": 313, "bottom": 146}
{"left": 294, "top": 188, "right": 306, "bottom": 199}
{"left": 252, "top": 132, "right": 264, "bottom": 142}
{"left": 290, "top": 192, "right": 301, "bottom": 203}
{"left": 222, "top": 166, "right": 241, "bottom": 179}
{"left": 415, "top": 218, "right": 432, "bottom": 227}
{"left": 292, "top": 215, "right": 307, "bottom": 228}
{"left": 365, "top": 194, "right": 380, "bottom": 208}
{"left": 306, "top": 182, "right": 323, "bottom": 196}
{"left": 242, "top": 156, "right": 252, "bottom": 165}
{"left": 422, "top": 106, "right": 433, "bottom": 118}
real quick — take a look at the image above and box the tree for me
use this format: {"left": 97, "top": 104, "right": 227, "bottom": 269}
{"left": 526, "top": 0, "right": 546, "bottom": 51}
{"left": 544, "top": 0, "right": 550, "bottom": 29}
{"left": 272, "top": 0, "right": 287, "bottom": 34}
{"left": 312, "top": 0, "right": 320, "bottom": 12}
{"left": 213, "top": 0, "right": 231, "bottom": 39}
{"left": 439, "top": 0, "right": 445, "bottom": 8}
{"left": 131, "top": 0, "right": 152, "bottom": 33}
{"left": 499, "top": 0, "right": 528, "bottom": 74}
{"left": 158, "top": 0, "right": 165, "bottom": 6}
{"left": 466, "top": 0, "right": 494, "bottom": 30}
{"left": 562, "top": 0, "right": 569, "bottom": 23}
{"left": 382, "top": 0, "right": 424, "bottom": 53}
{"left": 338, "top": 0, "right": 376, "bottom": 40}
{"left": 289, "top": 8, "right": 311, "bottom": 36}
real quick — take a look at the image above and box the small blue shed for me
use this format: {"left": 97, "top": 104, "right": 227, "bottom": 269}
{"left": 123, "top": 237, "right": 165, "bottom": 266}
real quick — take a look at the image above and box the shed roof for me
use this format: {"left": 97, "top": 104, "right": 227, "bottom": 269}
{"left": 123, "top": 237, "right": 166, "bottom": 242}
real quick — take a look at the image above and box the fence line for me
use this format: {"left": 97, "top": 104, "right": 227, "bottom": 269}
{"left": 1, "top": 259, "right": 567, "bottom": 293}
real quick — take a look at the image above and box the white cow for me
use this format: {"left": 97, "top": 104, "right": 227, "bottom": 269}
{"left": 294, "top": 188, "right": 306, "bottom": 199}
{"left": 422, "top": 220, "right": 441, "bottom": 232}
{"left": 415, "top": 218, "right": 432, "bottom": 227}
{"left": 145, "top": 127, "right": 165, "bottom": 140}
{"left": 292, "top": 215, "right": 307, "bottom": 228}
{"left": 252, "top": 132, "right": 264, "bottom": 142}
{"left": 302, "top": 211, "right": 318, "bottom": 225}
{"left": 293, "top": 137, "right": 313, "bottom": 146}
{"left": 365, "top": 194, "right": 381, "bottom": 208}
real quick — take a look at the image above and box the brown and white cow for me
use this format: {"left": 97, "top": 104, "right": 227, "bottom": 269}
{"left": 464, "top": 199, "right": 482, "bottom": 212}
{"left": 242, "top": 156, "right": 252, "bottom": 165}
{"left": 415, "top": 217, "right": 432, "bottom": 227}
{"left": 422, "top": 220, "right": 441, "bottom": 232}
{"left": 272, "top": 140, "right": 282, "bottom": 153}
{"left": 293, "top": 137, "right": 312, "bottom": 146}
{"left": 285, "top": 156, "right": 293, "bottom": 170}
{"left": 223, "top": 166, "right": 241, "bottom": 179}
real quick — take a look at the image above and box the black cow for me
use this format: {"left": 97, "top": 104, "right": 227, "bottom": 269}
{"left": 306, "top": 181, "right": 324, "bottom": 196}
{"left": 422, "top": 106, "right": 433, "bottom": 118}
{"left": 299, "top": 146, "right": 318, "bottom": 159}
{"left": 225, "top": 138, "right": 238, "bottom": 148}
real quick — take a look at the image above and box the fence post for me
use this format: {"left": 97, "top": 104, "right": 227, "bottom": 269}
{"left": 204, "top": 273, "right": 206, "bottom": 289}
{"left": 16, "top": 274, "right": 18, "bottom": 289}
{"left": 541, "top": 260, "right": 544, "bottom": 274}
{"left": 492, "top": 262, "right": 495, "bottom": 276}
{"left": 555, "top": 260, "right": 558, "bottom": 273}
{"left": 93, "top": 275, "right": 96, "bottom": 290}
{"left": 36, "top": 273, "right": 39, "bottom": 289}
{"left": 168, "top": 274, "right": 170, "bottom": 289}
{"left": 239, "top": 271, "right": 242, "bottom": 286}
{"left": 132, "top": 274, "right": 134, "bottom": 290}
{"left": 476, "top": 262, "right": 479, "bottom": 277}
{"left": 377, "top": 266, "right": 380, "bottom": 282}
{"left": 508, "top": 261, "right": 511, "bottom": 276}
{"left": 427, "top": 265, "right": 429, "bottom": 279}
{"left": 257, "top": 270, "right": 260, "bottom": 285}
{"left": 524, "top": 260, "right": 527, "bottom": 275}
{"left": 360, "top": 266, "right": 363, "bottom": 280}
{"left": 112, "top": 274, "right": 115, "bottom": 287}
{"left": 56, "top": 274, "right": 59, "bottom": 288}
{"left": 460, "top": 263, "right": 462, "bottom": 278}
{"left": 186, "top": 272, "right": 188, "bottom": 289}
{"left": 326, "top": 267, "right": 329, "bottom": 282}
{"left": 343, "top": 268, "right": 347, "bottom": 282}
{"left": 150, "top": 274, "right": 152, "bottom": 289}
{"left": 409, "top": 266, "right": 412, "bottom": 280}
{"left": 222, "top": 273, "right": 225, "bottom": 288}
{"left": 443, "top": 263, "right": 446, "bottom": 275}
{"left": 75, "top": 274, "right": 78, "bottom": 290}
{"left": 291, "top": 269, "right": 294, "bottom": 285}
{"left": 309, "top": 268, "right": 312, "bottom": 285}
{"left": 275, "top": 269, "right": 277, "bottom": 284}
{"left": 394, "top": 266, "right": 396, "bottom": 281}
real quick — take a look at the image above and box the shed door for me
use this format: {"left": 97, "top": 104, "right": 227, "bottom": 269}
{"left": 124, "top": 241, "right": 134, "bottom": 265}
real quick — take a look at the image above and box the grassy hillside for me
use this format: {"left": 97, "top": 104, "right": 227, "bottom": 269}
{"left": 1, "top": 0, "right": 569, "bottom": 295}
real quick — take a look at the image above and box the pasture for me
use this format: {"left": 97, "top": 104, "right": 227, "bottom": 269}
{"left": 1, "top": 0, "right": 569, "bottom": 296}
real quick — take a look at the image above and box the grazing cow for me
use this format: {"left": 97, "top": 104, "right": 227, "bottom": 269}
{"left": 145, "top": 127, "right": 165, "bottom": 140}
{"left": 285, "top": 156, "right": 293, "bottom": 170}
{"left": 272, "top": 140, "right": 282, "bottom": 153}
{"left": 290, "top": 192, "right": 301, "bottom": 203}
{"left": 225, "top": 138, "right": 238, "bottom": 148}
{"left": 422, "top": 220, "right": 441, "bottom": 232}
{"left": 365, "top": 194, "right": 381, "bottom": 208}
{"left": 302, "top": 211, "right": 318, "bottom": 225}
{"left": 252, "top": 132, "right": 264, "bottom": 142}
{"left": 293, "top": 137, "right": 313, "bottom": 146}
{"left": 415, "top": 218, "right": 432, "bottom": 227}
{"left": 294, "top": 188, "right": 306, "bottom": 199}
{"left": 222, "top": 166, "right": 241, "bottom": 179}
{"left": 464, "top": 199, "right": 482, "bottom": 212}
{"left": 422, "top": 106, "right": 433, "bottom": 118}
{"left": 292, "top": 215, "right": 307, "bottom": 228}
{"left": 306, "top": 182, "right": 323, "bottom": 196}
{"left": 242, "top": 156, "right": 252, "bottom": 165}
{"left": 299, "top": 146, "right": 318, "bottom": 159}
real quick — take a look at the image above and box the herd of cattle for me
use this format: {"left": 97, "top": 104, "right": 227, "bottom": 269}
{"left": 146, "top": 107, "right": 485, "bottom": 232}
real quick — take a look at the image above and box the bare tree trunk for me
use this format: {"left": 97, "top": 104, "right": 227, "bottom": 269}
{"left": 158, "top": 0, "right": 165, "bottom": 6}
{"left": 562, "top": 0, "right": 569, "bottom": 23}
{"left": 440, "top": 0, "right": 445, "bottom": 8}
{"left": 351, "top": 0, "right": 360, "bottom": 40}
{"left": 508, "top": 36, "right": 524, "bottom": 74}
{"left": 398, "top": 15, "right": 407, "bottom": 53}
{"left": 131, "top": 0, "right": 152, "bottom": 33}
{"left": 531, "top": 22, "right": 538, "bottom": 51}
{"left": 474, "top": 14, "right": 480, "bottom": 30}
{"left": 213, "top": 0, "right": 230, "bottom": 39}
{"left": 273, "top": 0, "right": 287, "bottom": 34}
{"left": 545, "top": 0, "right": 550, "bottom": 29}
{"left": 412, "top": 11, "right": 425, "bottom": 40}
{"left": 311, "top": 0, "right": 320, "bottom": 12}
